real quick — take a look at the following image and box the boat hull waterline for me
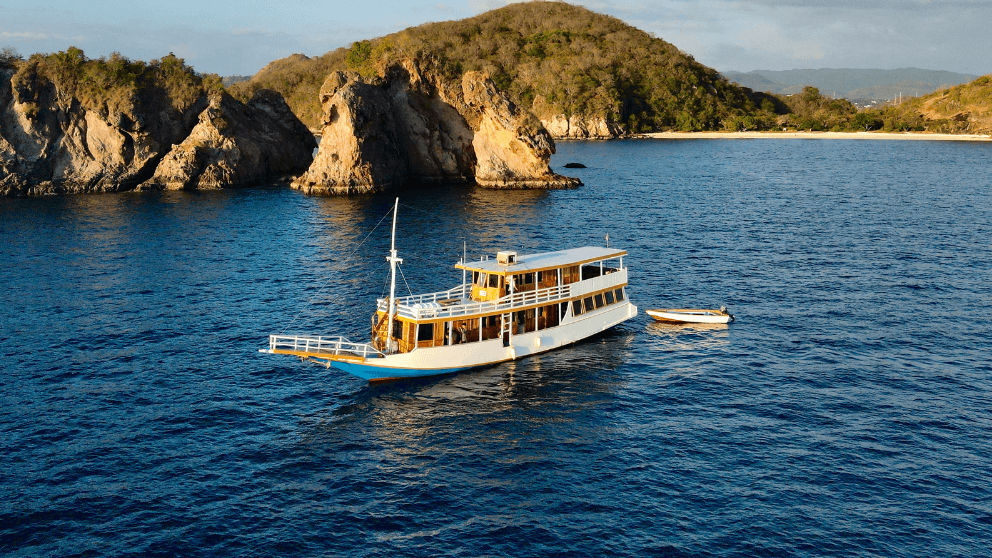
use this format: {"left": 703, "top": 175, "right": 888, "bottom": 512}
{"left": 324, "top": 302, "right": 637, "bottom": 381}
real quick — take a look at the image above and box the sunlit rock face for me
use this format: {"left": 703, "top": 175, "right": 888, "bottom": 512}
{"left": 0, "top": 61, "right": 314, "bottom": 197}
{"left": 141, "top": 90, "right": 315, "bottom": 191}
{"left": 292, "top": 60, "right": 580, "bottom": 195}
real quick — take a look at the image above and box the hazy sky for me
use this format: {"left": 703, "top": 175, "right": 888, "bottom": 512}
{"left": 2, "top": 0, "right": 988, "bottom": 77}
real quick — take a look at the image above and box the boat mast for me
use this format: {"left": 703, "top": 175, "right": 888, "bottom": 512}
{"left": 385, "top": 198, "right": 402, "bottom": 354}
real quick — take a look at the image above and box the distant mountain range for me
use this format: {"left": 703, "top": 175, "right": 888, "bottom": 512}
{"left": 722, "top": 68, "right": 979, "bottom": 100}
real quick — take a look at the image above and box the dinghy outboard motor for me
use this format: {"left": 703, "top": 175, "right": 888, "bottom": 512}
{"left": 719, "top": 305, "right": 735, "bottom": 322}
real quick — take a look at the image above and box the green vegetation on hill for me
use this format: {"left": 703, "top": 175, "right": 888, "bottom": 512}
{"left": 6, "top": 47, "right": 223, "bottom": 116}
{"left": 232, "top": 2, "right": 781, "bottom": 132}
{"left": 778, "top": 87, "right": 858, "bottom": 131}
{"left": 867, "top": 75, "right": 992, "bottom": 134}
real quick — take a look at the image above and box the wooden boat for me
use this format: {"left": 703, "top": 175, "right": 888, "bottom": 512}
{"left": 260, "top": 198, "right": 638, "bottom": 382}
{"left": 646, "top": 307, "right": 734, "bottom": 324}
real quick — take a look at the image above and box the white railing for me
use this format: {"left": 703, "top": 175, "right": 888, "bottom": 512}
{"left": 373, "top": 269, "right": 628, "bottom": 321}
{"left": 268, "top": 335, "right": 384, "bottom": 359}
{"left": 569, "top": 269, "right": 628, "bottom": 298}
{"left": 378, "top": 283, "right": 570, "bottom": 320}
{"left": 386, "top": 283, "right": 472, "bottom": 306}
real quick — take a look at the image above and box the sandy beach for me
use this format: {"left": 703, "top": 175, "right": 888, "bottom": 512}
{"left": 642, "top": 131, "right": 992, "bottom": 141}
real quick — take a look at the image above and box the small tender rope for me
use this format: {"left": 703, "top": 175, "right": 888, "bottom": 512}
{"left": 284, "top": 206, "right": 395, "bottom": 329}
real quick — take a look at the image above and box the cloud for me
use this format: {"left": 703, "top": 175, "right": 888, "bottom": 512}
{"left": 737, "top": 22, "right": 826, "bottom": 63}
{"left": 0, "top": 31, "right": 56, "bottom": 41}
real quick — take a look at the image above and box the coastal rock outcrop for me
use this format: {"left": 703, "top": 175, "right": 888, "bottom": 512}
{"left": 0, "top": 53, "right": 315, "bottom": 197}
{"left": 0, "top": 61, "right": 205, "bottom": 196}
{"left": 541, "top": 114, "right": 625, "bottom": 139}
{"left": 293, "top": 60, "right": 579, "bottom": 195}
{"left": 141, "top": 90, "right": 315, "bottom": 190}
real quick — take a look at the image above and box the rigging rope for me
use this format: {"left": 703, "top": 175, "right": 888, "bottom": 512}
{"left": 396, "top": 263, "right": 414, "bottom": 298}
{"left": 284, "top": 205, "right": 395, "bottom": 330}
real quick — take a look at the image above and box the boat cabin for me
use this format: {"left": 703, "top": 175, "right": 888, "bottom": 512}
{"left": 370, "top": 246, "right": 628, "bottom": 354}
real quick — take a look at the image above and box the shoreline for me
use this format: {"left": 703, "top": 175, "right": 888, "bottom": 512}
{"left": 640, "top": 131, "right": 992, "bottom": 142}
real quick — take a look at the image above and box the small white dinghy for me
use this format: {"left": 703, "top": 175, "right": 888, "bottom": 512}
{"left": 646, "top": 306, "right": 734, "bottom": 324}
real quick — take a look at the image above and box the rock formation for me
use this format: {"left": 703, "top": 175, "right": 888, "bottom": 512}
{"left": 292, "top": 60, "right": 580, "bottom": 195}
{"left": 141, "top": 90, "right": 315, "bottom": 190}
{"left": 1, "top": 58, "right": 314, "bottom": 197}
{"left": 541, "top": 114, "right": 626, "bottom": 139}
{"left": 0, "top": 61, "right": 204, "bottom": 196}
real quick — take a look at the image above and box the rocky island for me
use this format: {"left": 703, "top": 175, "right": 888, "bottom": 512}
{"left": 0, "top": 50, "right": 316, "bottom": 197}
{"left": 1, "top": 49, "right": 576, "bottom": 197}
{"left": 293, "top": 60, "right": 577, "bottom": 195}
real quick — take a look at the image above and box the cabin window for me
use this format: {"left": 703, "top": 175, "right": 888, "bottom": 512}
{"left": 541, "top": 304, "right": 560, "bottom": 329}
{"left": 572, "top": 300, "right": 583, "bottom": 316}
{"left": 584, "top": 297, "right": 595, "bottom": 312}
{"left": 605, "top": 291, "right": 615, "bottom": 305}
{"left": 473, "top": 271, "right": 480, "bottom": 285}
{"left": 562, "top": 265, "right": 580, "bottom": 284}
{"left": 582, "top": 265, "right": 603, "bottom": 280}
{"left": 392, "top": 319, "right": 403, "bottom": 339}
{"left": 476, "top": 272, "right": 488, "bottom": 287}
{"left": 614, "top": 288, "right": 625, "bottom": 302}
{"left": 560, "top": 302, "right": 569, "bottom": 320}
{"left": 594, "top": 294, "right": 605, "bottom": 308}
{"left": 537, "top": 271, "right": 543, "bottom": 283}
{"left": 482, "top": 316, "right": 500, "bottom": 341}
{"left": 417, "top": 323, "right": 434, "bottom": 342}
{"left": 488, "top": 274, "right": 500, "bottom": 288}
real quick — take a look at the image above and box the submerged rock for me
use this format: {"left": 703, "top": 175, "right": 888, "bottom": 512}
{"left": 293, "top": 60, "right": 579, "bottom": 195}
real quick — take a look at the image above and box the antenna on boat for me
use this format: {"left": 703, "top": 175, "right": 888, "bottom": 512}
{"left": 605, "top": 233, "right": 610, "bottom": 248}
{"left": 462, "top": 240, "right": 467, "bottom": 287}
{"left": 385, "top": 197, "right": 402, "bottom": 354}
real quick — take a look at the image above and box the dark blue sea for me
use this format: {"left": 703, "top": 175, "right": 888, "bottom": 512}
{"left": 2, "top": 139, "right": 991, "bottom": 557}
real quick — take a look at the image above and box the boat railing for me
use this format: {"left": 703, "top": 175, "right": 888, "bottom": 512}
{"left": 268, "top": 335, "right": 385, "bottom": 359}
{"left": 569, "top": 269, "right": 628, "bottom": 297}
{"left": 377, "top": 269, "right": 628, "bottom": 320}
{"left": 385, "top": 283, "right": 574, "bottom": 320}
{"left": 381, "top": 284, "right": 472, "bottom": 307}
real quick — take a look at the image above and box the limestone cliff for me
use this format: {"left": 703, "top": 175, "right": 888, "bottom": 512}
{"left": 293, "top": 60, "right": 579, "bottom": 195}
{"left": 541, "top": 114, "right": 626, "bottom": 139}
{"left": 1, "top": 54, "right": 315, "bottom": 197}
{"left": 141, "top": 90, "right": 315, "bottom": 190}
{"left": 0, "top": 61, "right": 204, "bottom": 196}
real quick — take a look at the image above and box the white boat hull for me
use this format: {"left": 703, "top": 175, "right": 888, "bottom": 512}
{"left": 333, "top": 301, "right": 638, "bottom": 381}
{"left": 646, "top": 308, "right": 733, "bottom": 324}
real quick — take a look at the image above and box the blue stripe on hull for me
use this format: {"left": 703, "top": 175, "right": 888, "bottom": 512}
{"left": 330, "top": 361, "right": 477, "bottom": 381}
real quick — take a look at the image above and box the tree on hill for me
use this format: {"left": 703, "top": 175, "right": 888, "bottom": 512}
{"left": 862, "top": 75, "right": 992, "bottom": 134}
{"left": 231, "top": 1, "right": 780, "bottom": 133}
{"left": 10, "top": 47, "right": 223, "bottom": 115}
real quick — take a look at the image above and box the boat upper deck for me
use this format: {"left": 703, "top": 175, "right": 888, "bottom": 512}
{"left": 380, "top": 266, "right": 629, "bottom": 321}
{"left": 455, "top": 246, "right": 627, "bottom": 274}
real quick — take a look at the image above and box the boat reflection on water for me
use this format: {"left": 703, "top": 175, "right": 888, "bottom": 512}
{"left": 644, "top": 321, "right": 731, "bottom": 353}
{"left": 295, "top": 329, "right": 636, "bottom": 460}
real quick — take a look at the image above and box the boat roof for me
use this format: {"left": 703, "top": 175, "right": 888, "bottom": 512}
{"left": 456, "top": 246, "right": 627, "bottom": 274}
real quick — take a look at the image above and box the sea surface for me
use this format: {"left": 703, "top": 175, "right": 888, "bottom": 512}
{"left": 2, "top": 139, "right": 991, "bottom": 557}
